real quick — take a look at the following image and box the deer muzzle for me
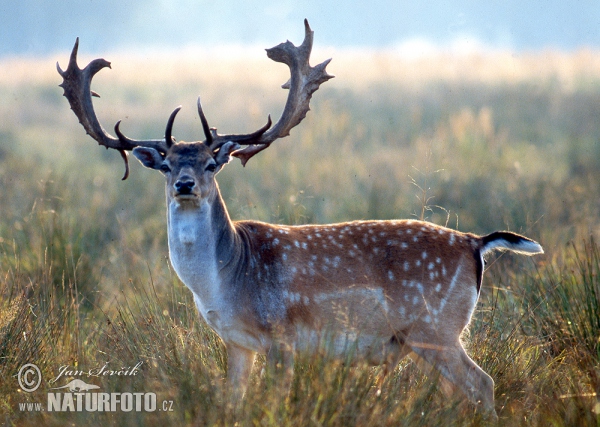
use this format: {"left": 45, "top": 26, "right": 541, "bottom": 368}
{"left": 174, "top": 177, "right": 196, "bottom": 196}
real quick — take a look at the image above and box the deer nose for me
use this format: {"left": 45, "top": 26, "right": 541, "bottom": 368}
{"left": 175, "top": 178, "right": 195, "bottom": 195}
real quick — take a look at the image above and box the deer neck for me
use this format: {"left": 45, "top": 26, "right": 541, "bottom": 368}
{"left": 166, "top": 181, "right": 240, "bottom": 306}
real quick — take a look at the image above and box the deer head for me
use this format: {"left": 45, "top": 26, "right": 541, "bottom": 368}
{"left": 57, "top": 19, "right": 333, "bottom": 181}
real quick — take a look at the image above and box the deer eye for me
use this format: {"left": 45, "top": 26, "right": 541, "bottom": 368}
{"left": 159, "top": 164, "right": 171, "bottom": 173}
{"left": 205, "top": 163, "right": 217, "bottom": 173}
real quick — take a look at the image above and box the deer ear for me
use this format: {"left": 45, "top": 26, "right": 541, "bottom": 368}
{"left": 214, "top": 141, "right": 241, "bottom": 166}
{"left": 132, "top": 147, "right": 165, "bottom": 170}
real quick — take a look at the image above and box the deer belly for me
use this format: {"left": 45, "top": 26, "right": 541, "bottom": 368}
{"left": 288, "top": 287, "right": 403, "bottom": 359}
{"left": 294, "top": 326, "right": 393, "bottom": 362}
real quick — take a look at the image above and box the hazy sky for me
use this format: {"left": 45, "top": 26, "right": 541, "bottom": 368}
{"left": 2, "top": 0, "right": 600, "bottom": 57}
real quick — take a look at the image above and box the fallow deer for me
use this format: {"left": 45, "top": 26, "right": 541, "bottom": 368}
{"left": 58, "top": 20, "right": 542, "bottom": 418}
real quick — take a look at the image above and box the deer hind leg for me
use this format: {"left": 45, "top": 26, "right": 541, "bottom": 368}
{"left": 226, "top": 342, "right": 256, "bottom": 403}
{"left": 374, "top": 333, "right": 412, "bottom": 393}
{"left": 408, "top": 351, "right": 457, "bottom": 397}
{"left": 409, "top": 340, "right": 497, "bottom": 419}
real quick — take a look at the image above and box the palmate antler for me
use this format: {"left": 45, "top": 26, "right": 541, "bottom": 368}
{"left": 56, "top": 38, "right": 170, "bottom": 180}
{"left": 57, "top": 19, "right": 333, "bottom": 179}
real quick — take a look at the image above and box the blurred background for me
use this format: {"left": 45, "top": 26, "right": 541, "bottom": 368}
{"left": 2, "top": 0, "right": 600, "bottom": 56}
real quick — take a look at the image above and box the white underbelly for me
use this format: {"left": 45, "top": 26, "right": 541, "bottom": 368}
{"left": 293, "top": 326, "right": 392, "bottom": 362}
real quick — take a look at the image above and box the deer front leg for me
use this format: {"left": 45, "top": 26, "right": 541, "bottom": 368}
{"left": 226, "top": 342, "right": 256, "bottom": 403}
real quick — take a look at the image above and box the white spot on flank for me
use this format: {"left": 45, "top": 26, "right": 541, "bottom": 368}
{"left": 404, "top": 261, "right": 410, "bottom": 271}
{"left": 435, "top": 283, "right": 442, "bottom": 292}
{"left": 428, "top": 262, "right": 435, "bottom": 270}
{"left": 412, "top": 296, "right": 419, "bottom": 305}
{"left": 282, "top": 253, "right": 288, "bottom": 261}
{"left": 388, "top": 271, "right": 394, "bottom": 281}
{"left": 302, "top": 242, "right": 308, "bottom": 249}
{"left": 294, "top": 240, "right": 300, "bottom": 248}
{"left": 273, "top": 238, "right": 280, "bottom": 246}
{"left": 307, "top": 235, "right": 313, "bottom": 240}
{"left": 415, "top": 260, "right": 421, "bottom": 267}
{"left": 303, "top": 296, "right": 310, "bottom": 305}
{"left": 422, "top": 251, "right": 428, "bottom": 259}
{"left": 436, "top": 257, "right": 441, "bottom": 264}
{"left": 401, "top": 242, "right": 408, "bottom": 249}
{"left": 449, "top": 234, "right": 456, "bottom": 245}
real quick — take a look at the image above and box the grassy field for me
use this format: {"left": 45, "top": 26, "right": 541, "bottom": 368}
{"left": 0, "top": 46, "right": 600, "bottom": 425}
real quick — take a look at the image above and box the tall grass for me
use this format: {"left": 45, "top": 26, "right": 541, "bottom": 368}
{"left": 1, "top": 48, "right": 600, "bottom": 425}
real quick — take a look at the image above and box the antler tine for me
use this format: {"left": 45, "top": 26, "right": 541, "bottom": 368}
{"left": 165, "top": 106, "right": 182, "bottom": 148}
{"left": 211, "top": 19, "right": 334, "bottom": 165}
{"left": 197, "top": 97, "right": 213, "bottom": 146}
{"left": 58, "top": 38, "right": 171, "bottom": 179}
